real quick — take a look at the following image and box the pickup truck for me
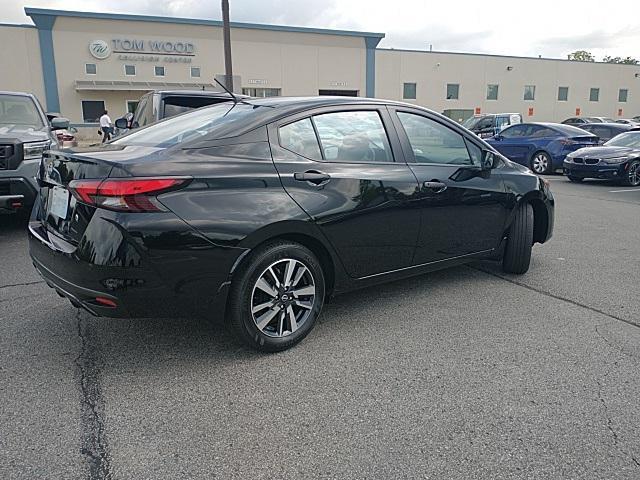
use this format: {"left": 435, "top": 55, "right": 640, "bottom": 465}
{"left": 115, "top": 90, "right": 243, "bottom": 131}
{"left": 0, "top": 91, "right": 69, "bottom": 214}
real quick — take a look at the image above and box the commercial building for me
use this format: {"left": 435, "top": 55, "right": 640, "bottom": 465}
{"left": 2, "top": 7, "right": 640, "bottom": 137}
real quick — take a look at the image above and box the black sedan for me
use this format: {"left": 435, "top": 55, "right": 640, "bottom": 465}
{"left": 564, "top": 130, "right": 640, "bottom": 185}
{"left": 29, "top": 97, "right": 554, "bottom": 352}
{"left": 574, "top": 122, "right": 633, "bottom": 143}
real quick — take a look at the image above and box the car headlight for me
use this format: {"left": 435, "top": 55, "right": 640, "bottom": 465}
{"left": 23, "top": 140, "right": 51, "bottom": 160}
{"left": 601, "top": 156, "right": 633, "bottom": 165}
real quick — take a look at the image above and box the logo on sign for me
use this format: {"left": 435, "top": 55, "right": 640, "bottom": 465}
{"left": 89, "top": 40, "right": 111, "bottom": 59}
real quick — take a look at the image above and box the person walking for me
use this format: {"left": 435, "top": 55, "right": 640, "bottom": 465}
{"left": 99, "top": 110, "right": 112, "bottom": 143}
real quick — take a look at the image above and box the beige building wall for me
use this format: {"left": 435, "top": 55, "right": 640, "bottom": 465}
{"left": 50, "top": 17, "right": 366, "bottom": 124}
{"left": 376, "top": 49, "right": 640, "bottom": 122}
{"left": 0, "top": 26, "right": 45, "bottom": 106}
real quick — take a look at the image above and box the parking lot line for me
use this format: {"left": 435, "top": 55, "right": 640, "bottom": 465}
{"left": 608, "top": 189, "right": 640, "bottom": 193}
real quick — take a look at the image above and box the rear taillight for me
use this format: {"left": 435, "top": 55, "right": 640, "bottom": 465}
{"left": 68, "top": 177, "right": 190, "bottom": 212}
{"left": 559, "top": 139, "right": 577, "bottom": 146}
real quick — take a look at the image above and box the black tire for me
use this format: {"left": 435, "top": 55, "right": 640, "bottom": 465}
{"left": 227, "top": 240, "right": 325, "bottom": 352}
{"left": 530, "top": 151, "right": 552, "bottom": 174}
{"left": 502, "top": 203, "right": 534, "bottom": 274}
{"left": 567, "top": 175, "right": 583, "bottom": 183}
{"left": 621, "top": 160, "right": 640, "bottom": 186}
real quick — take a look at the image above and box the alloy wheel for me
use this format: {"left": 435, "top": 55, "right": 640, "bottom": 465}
{"left": 532, "top": 153, "right": 549, "bottom": 174}
{"left": 250, "top": 258, "right": 316, "bottom": 338}
{"left": 628, "top": 162, "right": 640, "bottom": 186}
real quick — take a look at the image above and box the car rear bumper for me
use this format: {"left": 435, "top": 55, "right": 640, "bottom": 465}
{"left": 563, "top": 162, "right": 626, "bottom": 180}
{"left": 28, "top": 207, "right": 246, "bottom": 320}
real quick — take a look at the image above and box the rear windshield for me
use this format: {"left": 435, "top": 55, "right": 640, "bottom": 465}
{"left": 113, "top": 102, "right": 258, "bottom": 147}
{"left": 605, "top": 131, "right": 640, "bottom": 148}
{"left": 0, "top": 95, "right": 43, "bottom": 128}
{"left": 462, "top": 116, "right": 481, "bottom": 128}
{"left": 552, "top": 124, "right": 596, "bottom": 136}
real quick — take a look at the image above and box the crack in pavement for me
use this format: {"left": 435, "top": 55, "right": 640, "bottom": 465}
{"left": 75, "top": 310, "right": 112, "bottom": 480}
{"left": 595, "top": 357, "right": 640, "bottom": 470}
{"left": 472, "top": 265, "right": 640, "bottom": 469}
{"left": 469, "top": 265, "right": 640, "bottom": 330}
{"left": 0, "top": 280, "right": 44, "bottom": 290}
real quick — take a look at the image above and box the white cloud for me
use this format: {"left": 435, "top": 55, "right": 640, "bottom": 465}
{"left": 5, "top": 0, "right": 640, "bottom": 60}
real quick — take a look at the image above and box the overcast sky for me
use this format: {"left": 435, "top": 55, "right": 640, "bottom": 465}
{"left": 5, "top": 0, "right": 640, "bottom": 60}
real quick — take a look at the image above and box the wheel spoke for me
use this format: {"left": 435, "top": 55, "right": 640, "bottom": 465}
{"left": 287, "top": 305, "right": 298, "bottom": 333}
{"left": 291, "top": 264, "right": 308, "bottom": 287}
{"left": 293, "top": 285, "right": 315, "bottom": 297}
{"left": 283, "top": 259, "right": 296, "bottom": 287}
{"left": 277, "top": 310, "right": 285, "bottom": 336}
{"left": 255, "top": 306, "right": 279, "bottom": 330}
{"left": 256, "top": 277, "right": 278, "bottom": 298}
{"left": 252, "top": 300, "right": 274, "bottom": 314}
{"left": 294, "top": 300, "right": 313, "bottom": 310}
{"left": 268, "top": 267, "right": 281, "bottom": 288}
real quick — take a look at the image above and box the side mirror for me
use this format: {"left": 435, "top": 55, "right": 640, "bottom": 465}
{"left": 50, "top": 117, "right": 69, "bottom": 130}
{"left": 115, "top": 117, "right": 129, "bottom": 129}
{"left": 481, "top": 150, "right": 497, "bottom": 170}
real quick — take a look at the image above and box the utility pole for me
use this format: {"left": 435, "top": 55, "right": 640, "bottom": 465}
{"left": 222, "top": 0, "right": 233, "bottom": 92}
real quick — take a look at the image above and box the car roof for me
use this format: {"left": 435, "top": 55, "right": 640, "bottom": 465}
{"left": 581, "top": 123, "right": 631, "bottom": 128}
{"left": 153, "top": 90, "right": 247, "bottom": 98}
{"left": 0, "top": 91, "right": 36, "bottom": 98}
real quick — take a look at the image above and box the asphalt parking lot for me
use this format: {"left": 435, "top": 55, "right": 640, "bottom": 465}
{"left": 1, "top": 176, "right": 639, "bottom": 479}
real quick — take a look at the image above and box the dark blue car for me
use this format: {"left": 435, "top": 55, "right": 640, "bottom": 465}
{"left": 486, "top": 122, "right": 598, "bottom": 174}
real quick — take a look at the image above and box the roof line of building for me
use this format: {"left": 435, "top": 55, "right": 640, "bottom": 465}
{"left": 376, "top": 47, "right": 640, "bottom": 68}
{"left": 23, "top": 7, "right": 385, "bottom": 40}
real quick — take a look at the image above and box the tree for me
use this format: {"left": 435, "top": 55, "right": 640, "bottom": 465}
{"left": 603, "top": 55, "right": 638, "bottom": 65}
{"left": 567, "top": 50, "right": 595, "bottom": 62}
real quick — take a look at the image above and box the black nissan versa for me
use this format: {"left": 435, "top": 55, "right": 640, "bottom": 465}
{"left": 29, "top": 97, "right": 554, "bottom": 352}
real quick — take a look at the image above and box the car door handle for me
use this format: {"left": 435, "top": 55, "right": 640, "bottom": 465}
{"left": 294, "top": 171, "right": 331, "bottom": 185}
{"left": 423, "top": 181, "right": 447, "bottom": 193}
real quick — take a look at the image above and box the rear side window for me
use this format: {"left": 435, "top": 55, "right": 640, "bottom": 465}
{"left": 396, "top": 112, "right": 475, "bottom": 166}
{"left": 279, "top": 118, "right": 322, "bottom": 160}
{"left": 528, "top": 126, "right": 556, "bottom": 138}
{"left": 313, "top": 111, "right": 393, "bottom": 163}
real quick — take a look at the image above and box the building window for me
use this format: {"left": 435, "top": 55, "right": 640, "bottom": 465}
{"left": 126, "top": 100, "right": 139, "bottom": 114}
{"left": 524, "top": 85, "right": 536, "bottom": 101}
{"left": 124, "top": 65, "right": 136, "bottom": 76}
{"left": 190, "top": 66, "right": 201, "bottom": 78}
{"left": 619, "top": 88, "right": 628, "bottom": 103}
{"left": 81, "top": 100, "right": 105, "bottom": 123}
{"left": 154, "top": 66, "right": 165, "bottom": 77}
{"left": 558, "top": 86, "right": 569, "bottom": 101}
{"left": 446, "top": 83, "right": 459, "bottom": 100}
{"left": 486, "top": 84, "right": 499, "bottom": 100}
{"left": 85, "top": 63, "right": 97, "bottom": 75}
{"left": 241, "top": 87, "right": 281, "bottom": 97}
{"left": 590, "top": 88, "right": 600, "bottom": 102}
{"left": 403, "top": 82, "right": 417, "bottom": 100}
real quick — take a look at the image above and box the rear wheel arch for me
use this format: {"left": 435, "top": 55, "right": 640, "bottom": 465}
{"left": 235, "top": 227, "right": 337, "bottom": 298}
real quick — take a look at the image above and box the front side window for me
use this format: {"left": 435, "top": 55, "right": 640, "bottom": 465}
{"left": 446, "top": 83, "right": 459, "bottom": 100}
{"left": 396, "top": 112, "right": 475, "bottom": 166}
{"left": 590, "top": 88, "right": 600, "bottom": 102}
{"left": 85, "top": 63, "right": 97, "bottom": 75}
{"left": 558, "top": 86, "right": 569, "bottom": 101}
{"left": 486, "top": 84, "right": 499, "bottom": 100}
{"left": 403, "top": 83, "right": 417, "bottom": 100}
{"left": 81, "top": 100, "right": 105, "bottom": 123}
{"left": 313, "top": 111, "right": 393, "bottom": 163}
{"left": 501, "top": 124, "right": 527, "bottom": 138}
{"left": 619, "top": 89, "right": 628, "bottom": 103}
{"left": 124, "top": 65, "right": 136, "bottom": 76}
{"left": 279, "top": 118, "right": 322, "bottom": 160}
{"left": 154, "top": 66, "right": 165, "bottom": 77}
{"left": 524, "top": 85, "right": 536, "bottom": 101}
